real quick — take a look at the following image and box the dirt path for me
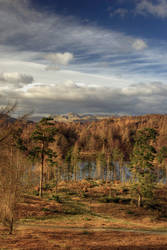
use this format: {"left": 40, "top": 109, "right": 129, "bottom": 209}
{"left": 1, "top": 223, "right": 167, "bottom": 249}
{"left": 16, "top": 223, "right": 167, "bottom": 235}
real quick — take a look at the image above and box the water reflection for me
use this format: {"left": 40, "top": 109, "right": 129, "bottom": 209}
{"left": 60, "top": 161, "right": 167, "bottom": 184}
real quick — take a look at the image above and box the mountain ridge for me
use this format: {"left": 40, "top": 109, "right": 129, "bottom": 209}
{"left": 53, "top": 112, "right": 113, "bottom": 122}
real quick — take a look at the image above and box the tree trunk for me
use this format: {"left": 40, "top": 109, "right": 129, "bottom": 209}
{"left": 96, "top": 160, "right": 101, "bottom": 179}
{"left": 138, "top": 193, "right": 142, "bottom": 207}
{"left": 122, "top": 165, "right": 126, "bottom": 184}
{"left": 9, "top": 217, "right": 13, "bottom": 234}
{"left": 108, "top": 187, "right": 112, "bottom": 199}
{"left": 74, "top": 164, "right": 77, "bottom": 181}
{"left": 39, "top": 163, "right": 43, "bottom": 198}
{"left": 113, "top": 163, "right": 117, "bottom": 182}
{"left": 39, "top": 148, "right": 44, "bottom": 198}
{"left": 88, "top": 163, "right": 91, "bottom": 179}
{"left": 67, "top": 164, "right": 70, "bottom": 182}
{"left": 106, "top": 156, "right": 110, "bottom": 183}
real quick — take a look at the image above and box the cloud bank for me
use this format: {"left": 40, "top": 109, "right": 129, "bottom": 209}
{"left": 0, "top": 72, "right": 33, "bottom": 85}
{"left": 0, "top": 77, "right": 166, "bottom": 116}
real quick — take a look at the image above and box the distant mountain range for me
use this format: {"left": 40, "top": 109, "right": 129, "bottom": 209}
{"left": 30, "top": 112, "right": 126, "bottom": 123}
{"left": 52, "top": 112, "right": 112, "bottom": 123}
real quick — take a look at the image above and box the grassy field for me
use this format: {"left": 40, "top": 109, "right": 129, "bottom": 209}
{"left": 1, "top": 180, "right": 167, "bottom": 249}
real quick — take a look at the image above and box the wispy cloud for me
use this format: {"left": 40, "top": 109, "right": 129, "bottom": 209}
{"left": 0, "top": 0, "right": 167, "bottom": 115}
{"left": 110, "top": 8, "right": 129, "bottom": 18}
{"left": 0, "top": 0, "right": 163, "bottom": 78}
{"left": 136, "top": 0, "right": 167, "bottom": 18}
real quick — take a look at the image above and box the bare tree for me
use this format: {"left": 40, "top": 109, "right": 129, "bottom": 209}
{"left": 0, "top": 104, "right": 30, "bottom": 234}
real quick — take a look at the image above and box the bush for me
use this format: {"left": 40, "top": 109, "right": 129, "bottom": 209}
{"left": 41, "top": 207, "right": 50, "bottom": 212}
{"left": 67, "top": 191, "right": 78, "bottom": 195}
{"left": 33, "top": 190, "right": 39, "bottom": 196}
{"left": 99, "top": 197, "right": 113, "bottom": 203}
{"left": 81, "top": 192, "right": 89, "bottom": 198}
{"left": 51, "top": 195, "right": 62, "bottom": 203}
{"left": 43, "top": 183, "right": 51, "bottom": 191}
{"left": 127, "top": 210, "right": 135, "bottom": 215}
{"left": 144, "top": 201, "right": 162, "bottom": 211}
{"left": 63, "top": 207, "right": 84, "bottom": 215}
{"left": 111, "top": 197, "right": 120, "bottom": 203}
{"left": 121, "top": 187, "right": 129, "bottom": 194}
{"left": 120, "top": 198, "right": 131, "bottom": 204}
{"left": 59, "top": 188, "right": 70, "bottom": 193}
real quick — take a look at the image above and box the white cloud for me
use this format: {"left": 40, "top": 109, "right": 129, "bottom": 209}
{"left": 136, "top": 0, "right": 167, "bottom": 18}
{"left": 0, "top": 72, "right": 34, "bottom": 88}
{"left": 45, "top": 52, "right": 74, "bottom": 66}
{"left": 110, "top": 8, "right": 129, "bottom": 18}
{"left": 0, "top": 80, "right": 165, "bottom": 116}
{"left": 0, "top": 0, "right": 167, "bottom": 116}
{"left": 0, "top": 0, "right": 137, "bottom": 61}
{"left": 132, "top": 39, "right": 148, "bottom": 51}
{"left": 0, "top": 0, "right": 161, "bottom": 85}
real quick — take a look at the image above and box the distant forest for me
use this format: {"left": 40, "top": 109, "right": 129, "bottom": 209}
{"left": 24, "top": 114, "right": 167, "bottom": 163}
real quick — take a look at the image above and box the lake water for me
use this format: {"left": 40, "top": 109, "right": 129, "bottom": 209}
{"left": 60, "top": 161, "right": 167, "bottom": 184}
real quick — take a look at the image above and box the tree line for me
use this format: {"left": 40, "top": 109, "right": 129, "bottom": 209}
{"left": 1, "top": 108, "right": 167, "bottom": 233}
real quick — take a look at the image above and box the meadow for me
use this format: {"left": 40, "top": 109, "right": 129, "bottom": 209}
{"left": 1, "top": 180, "right": 167, "bottom": 249}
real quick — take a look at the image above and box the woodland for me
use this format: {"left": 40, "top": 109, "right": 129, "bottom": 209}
{"left": 0, "top": 106, "right": 167, "bottom": 248}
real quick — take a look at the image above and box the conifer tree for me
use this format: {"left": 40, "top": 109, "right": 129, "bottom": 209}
{"left": 31, "top": 117, "right": 57, "bottom": 197}
{"left": 130, "top": 128, "right": 157, "bottom": 207}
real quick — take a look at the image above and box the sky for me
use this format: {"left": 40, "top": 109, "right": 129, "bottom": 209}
{"left": 1, "top": 0, "right": 167, "bottom": 117}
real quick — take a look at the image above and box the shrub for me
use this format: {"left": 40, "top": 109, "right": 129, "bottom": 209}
{"left": 51, "top": 195, "right": 62, "bottom": 203}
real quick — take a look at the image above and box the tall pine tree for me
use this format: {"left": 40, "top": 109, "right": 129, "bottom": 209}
{"left": 31, "top": 117, "right": 57, "bottom": 197}
{"left": 130, "top": 128, "right": 157, "bottom": 207}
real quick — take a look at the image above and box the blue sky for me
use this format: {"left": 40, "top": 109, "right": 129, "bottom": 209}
{"left": 33, "top": 0, "right": 167, "bottom": 39}
{"left": 0, "top": 0, "right": 167, "bottom": 117}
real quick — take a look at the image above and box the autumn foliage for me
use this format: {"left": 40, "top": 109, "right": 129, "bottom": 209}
{"left": 23, "top": 114, "right": 167, "bottom": 161}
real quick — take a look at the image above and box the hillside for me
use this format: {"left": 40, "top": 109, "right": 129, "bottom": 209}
{"left": 24, "top": 114, "right": 167, "bottom": 162}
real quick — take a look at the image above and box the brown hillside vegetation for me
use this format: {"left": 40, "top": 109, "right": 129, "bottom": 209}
{"left": 1, "top": 182, "right": 167, "bottom": 249}
{"left": 1, "top": 113, "right": 167, "bottom": 248}
{"left": 24, "top": 114, "right": 167, "bottom": 161}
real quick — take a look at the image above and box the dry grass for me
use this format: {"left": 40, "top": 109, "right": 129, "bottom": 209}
{"left": 0, "top": 182, "right": 167, "bottom": 249}
{"left": 0, "top": 225, "right": 167, "bottom": 249}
